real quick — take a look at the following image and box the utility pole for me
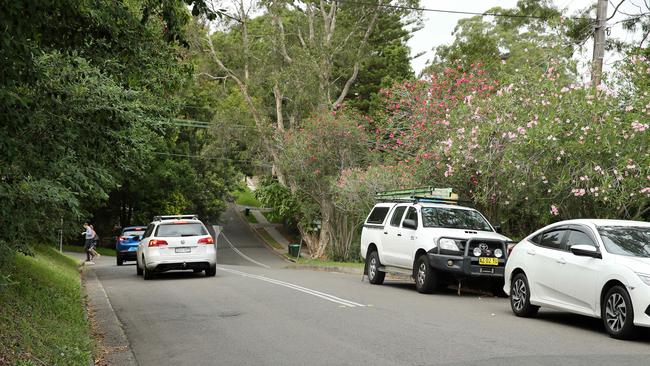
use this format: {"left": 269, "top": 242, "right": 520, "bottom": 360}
{"left": 591, "top": 0, "right": 608, "bottom": 86}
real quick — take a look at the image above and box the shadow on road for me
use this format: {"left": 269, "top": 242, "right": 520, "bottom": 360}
{"left": 533, "top": 311, "right": 650, "bottom": 342}
{"left": 146, "top": 271, "right": 213, "bottom": 281}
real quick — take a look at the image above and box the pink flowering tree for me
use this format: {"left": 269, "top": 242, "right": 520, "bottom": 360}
{"left": 278, "top": 112, "right": 373, "bottom": 258}
{"left": 364, "top": 56, "right": 648, "bottom": 237}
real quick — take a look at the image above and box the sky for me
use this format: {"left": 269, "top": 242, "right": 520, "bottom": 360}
{"left": 407, "top": 0, "right": 646, "bottom": 75}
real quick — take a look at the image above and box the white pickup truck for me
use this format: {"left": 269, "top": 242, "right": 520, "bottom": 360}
{"left": 360, "top": 200, "right": 512, "bottom": 294}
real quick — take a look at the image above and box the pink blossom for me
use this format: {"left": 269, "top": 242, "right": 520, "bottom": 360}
{"left": 444, "top": 164, "right": 453, "bottom": 177}
{"left": 631, "top": 121, "right": 648, "bottom": 132}
{"left": 517, "top": 127, "right": 526, "bottom": 135}
{"left": 550, "top": 205, "right": 559, "bottom": 216}
{"left": 572, "top": 188, "right": 586, "bottom": 197}
{"left": 641, "top": 188, "right": 650, "bottom": 194}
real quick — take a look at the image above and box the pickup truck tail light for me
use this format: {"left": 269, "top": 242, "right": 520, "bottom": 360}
{"left": 197, "top": 236, "right": 214, "bottom": 244}
{"left": 148, "top": 239, "right": 168, "bottom": 247}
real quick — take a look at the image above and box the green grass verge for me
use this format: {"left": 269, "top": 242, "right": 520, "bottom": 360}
{"left": 0, "top": 246, "right": 93, "bottom": 365}
{"left": 242, "top": 210, "right": 259, "bottom": 224}
{"left": 255, "top": 228, "right": 283, "bottom": 250}
{"left": 293, "top": 258, "right": 365, "bottom": 269}
{"left": 63, "top": 245, "right": 116, "bottom": 257}
{"left": 233, "top": 186, "right": 262, "bottom": 207}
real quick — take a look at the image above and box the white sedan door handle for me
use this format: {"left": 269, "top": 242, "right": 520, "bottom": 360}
{"left": 526, "top": 249, "right": 536, "bottom": 256}
{"left": 556, "top": 258, "right": 566, "bottom": 265}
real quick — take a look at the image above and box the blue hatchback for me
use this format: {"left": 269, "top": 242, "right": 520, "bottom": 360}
{"left": 116, "top": 226, "right": 146, "bottom": 266}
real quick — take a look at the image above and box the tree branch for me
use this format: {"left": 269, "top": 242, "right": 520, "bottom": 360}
{"left": 271, "top": 9, "right": 293, "bottom": 64}
{"left": 332, "top": 1, "right": 382, "bottom": 109}
{"left": 607, "top": 0, "right": 626, "bottom": 21}
{"left": 197, "top": 72, "right": 228, "bottom": 81}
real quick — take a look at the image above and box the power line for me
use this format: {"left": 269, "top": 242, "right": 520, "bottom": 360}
{"left": 153, "top": 151, "right": 272, "bottom": 166}
{"left": 334, "top": 0, "right": 594, "bottom": 21}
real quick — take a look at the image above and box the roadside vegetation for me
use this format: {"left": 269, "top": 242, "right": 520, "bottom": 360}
{"left": 255, "top": 229, "right": 283, "bottom": 250}
{"left": 216, "top": 0, "right": 650, "bottom": 262}
{"left": 233, "top": 186, "right": 262, "bottom": 207}
{"left": 0, "top": 247, "right": 92, "bottom": 365}
{"left": 291, "top": 258, "right": 365, "bottom": 270}
{"left": 242, "top": 211, "right": 259, "bottom": 224}
{"left": 63, "top": 245, "right": 116, "bottom": 257}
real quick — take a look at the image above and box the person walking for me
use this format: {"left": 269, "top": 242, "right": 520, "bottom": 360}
{"left": 81, "top": 222, "right": 95, "bottom": 264}
{"left": 89, "top": 224, "right": 101, "bottom": 260}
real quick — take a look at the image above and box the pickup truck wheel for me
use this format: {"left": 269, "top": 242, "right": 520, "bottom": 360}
{"left": 367, "top": 251, "right": 385, "bottom": 285}
{"left": 415, "top": 255, "right": 438, "bottom": 294}
{"left": 510, "top": 273, "right": 539, "bottom": 317}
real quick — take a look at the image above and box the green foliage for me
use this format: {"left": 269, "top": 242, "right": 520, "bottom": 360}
{"left": 0, "top": 246, "right": 93, "bottom": 365}
{"left": 375, "top": 55, "right": 650, "bottom": 237}
{"left": 340, "top": 9, "right": 415, "bottom": 113}
{"left": 426, "top": 0, "right": 576, "bottom": 79}
{"left": 0, "top": 0, "right": 237, "bottom": 264}
{"left": 233, "top": 186, "right": 262, "bottom": 207}
{"left": 254, "top": 178, "right": 299, "bottom": 221}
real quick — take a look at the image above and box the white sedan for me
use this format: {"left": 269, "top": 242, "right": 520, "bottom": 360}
{"left": 504, "top": 219, "right": 650, "bottom": 339}
{"left": 136, "top": 215, "right": 217, "bottom": 280}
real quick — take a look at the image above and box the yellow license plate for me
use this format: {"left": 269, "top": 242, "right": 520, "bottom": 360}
{"left": 479, "top": 257, "right": 498, "bottom": 266}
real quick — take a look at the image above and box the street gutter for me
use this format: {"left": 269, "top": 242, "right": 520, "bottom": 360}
{"left": 83, "top": 266, "right": 138, "bottom": 366}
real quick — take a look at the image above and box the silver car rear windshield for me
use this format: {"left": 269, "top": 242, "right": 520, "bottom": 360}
{"left": 422, "top": 207, "right": 493, "bottom": 231}
{"left": 155, "top": 223, "right": 207, "bottom": 237}
{"left": 598, "top": 226, "right": 650, "bottom": 258}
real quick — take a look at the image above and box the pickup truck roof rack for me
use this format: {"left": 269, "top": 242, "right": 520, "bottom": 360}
{"left": 153, "top": 214, "right": 199, "bottom": 221}
{"left": 375, "top": 187, "right": 474, "bottom": 206}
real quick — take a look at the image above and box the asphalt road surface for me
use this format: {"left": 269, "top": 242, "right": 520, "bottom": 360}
{"left": 88, "top": 207, "right": 650, "bottom": 366}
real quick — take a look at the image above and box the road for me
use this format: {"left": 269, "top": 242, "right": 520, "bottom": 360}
{"left": 88, "top": 207, "right": 650, "bottom": 366}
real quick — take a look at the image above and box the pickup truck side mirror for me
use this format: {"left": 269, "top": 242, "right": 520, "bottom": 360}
{"left": 494, "top": 225, "right": 502, "bottom": 234}
{"left": 402, "top": 219, "right": 417, "bottom": 230}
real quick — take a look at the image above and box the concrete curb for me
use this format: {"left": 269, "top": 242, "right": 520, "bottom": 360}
{"left": 83, "top": 267, "right": 138, "bottom": 366}
{"left": 285, "top": 264, "right": 364, "bottom": 275}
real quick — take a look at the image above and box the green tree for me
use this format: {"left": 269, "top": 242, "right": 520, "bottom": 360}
{"left": 425, "top": 0, "right": 578, "bottom": 78}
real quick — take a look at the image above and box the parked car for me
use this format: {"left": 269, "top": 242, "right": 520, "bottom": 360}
{"left": 504, "top": 219, "right": 650, "bottom": 339}
{"left": 136, "top": 215, "right": 216, "bottom": 280}
{"left": 116, "top": 226, "right": 146, "bottom": 266}
{"left": 361, "top": 188, "right": 512, "bottom": 294}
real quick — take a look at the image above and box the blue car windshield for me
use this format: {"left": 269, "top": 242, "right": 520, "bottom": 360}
{"left": 123, "top": 230, "right": 144, "bottom": 237}
{"left": 598, "top": 226, "right": 650, "bottom": 258}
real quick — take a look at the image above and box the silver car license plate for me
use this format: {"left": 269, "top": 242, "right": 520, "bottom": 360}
{"left": 175, "top": 247, "right": 191, "bottom": 254}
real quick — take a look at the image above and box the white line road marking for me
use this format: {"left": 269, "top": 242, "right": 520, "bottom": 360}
{"left": 219, "top": 233, "right": 271, "bottom": 269}
{"left": 217, "top": 267, "right": 366, "bottom": 308}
